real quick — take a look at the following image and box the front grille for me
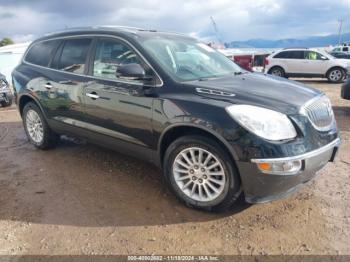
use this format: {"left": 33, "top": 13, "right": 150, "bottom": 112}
{"left": 302, "top": 96, "right": 334, "bottom": 131}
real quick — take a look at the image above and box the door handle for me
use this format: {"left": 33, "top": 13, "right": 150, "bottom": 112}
{"left": 86, "top": 92, "right": 99, "bottom": 100}
{"left": 44, "top": 83, "right": 53, "bottom": 90}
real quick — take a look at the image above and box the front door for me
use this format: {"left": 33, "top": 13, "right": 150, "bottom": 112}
{"left": 83, "top": 37, "right": 159, "bottom": 155}
{"left": 302, "top": 51, "right": 330, "bottom": 75}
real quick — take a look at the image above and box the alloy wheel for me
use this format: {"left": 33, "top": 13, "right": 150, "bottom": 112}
{"left": 25, "top": 109, "right": 44, "bottom": 143}
{"left": 329, "top": 69, "right": 343, "bottom": 82}
{"left": 271, "top": 68, "right": 283, "bottom": 77}
{"left": 172, "top": 147, "right": 226, "bottom": 202}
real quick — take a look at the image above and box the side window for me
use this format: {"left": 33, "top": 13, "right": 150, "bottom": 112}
{"left": 273, "top": 51, "right": 289, "bottom": 59}
{"left": 57, "top": 38, "right": 92, "bottom": 74}
{"left": 343, "top": 47, "right": 349, "bottom": 52}
{"left": 304, "top": 51, "right": 324, "bottom": 60}
{"left": 288, "top": 51, "right": 304, "bottom": 59}
{"left": 25, "top": 40, "right": 60, "bottom": 67}
{"left": 93, "top": 39, "right": 147, "bottom": 81}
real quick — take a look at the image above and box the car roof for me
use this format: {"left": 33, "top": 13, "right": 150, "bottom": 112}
{"left": 33, "top": 26, "right": 195, "bottom": 43}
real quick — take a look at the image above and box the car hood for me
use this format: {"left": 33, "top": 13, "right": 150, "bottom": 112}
{"left": 184, "top": 73, "right": 322, "bottom": 115}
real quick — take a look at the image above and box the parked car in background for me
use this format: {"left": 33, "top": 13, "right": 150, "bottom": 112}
{"left": 332, "top": 43, "right": 350, "bottom": 53}
{"left": 341, "top": 78, "right": 350, "bottom": 100}
{"left": 0, "top": 73, "right": 13, "bottom": 107}
{"left": 330, "top": 52, "right": 350, "bottom": 59}
{"left": 265, "top": 48, "right": 350, "bottom": 83}
{"left": 225, "top": 53, "right": 270, "bottom": 72}
{"left": 12, "top": 27, "right": 340, "bottom": 211}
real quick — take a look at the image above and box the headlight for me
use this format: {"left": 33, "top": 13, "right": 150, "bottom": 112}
{"left": 226, "top": 105, "right": 297, "bottom": 141}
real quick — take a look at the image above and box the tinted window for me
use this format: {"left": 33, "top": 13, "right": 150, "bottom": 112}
{"left": 57, "top": 38, "right": 92, "bottom": 74}
{"left": 288, "top": 51, "right": 304, "bottom": 59}
{"left": 25, "top": 40, "right": 60, "bottom": 67}
{"left": 273, "top": 51, "right": 289, "bottom": 59}
{"left": 93, "top": 39, "right": 146, "bottom": 81}
{"left": 343, "top": 47, "right": 349, "bottom": 52}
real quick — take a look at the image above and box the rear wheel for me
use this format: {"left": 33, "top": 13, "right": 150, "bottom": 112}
{"left": 163, "top": 135, "right": 241, "bottom": 212}
{"left": 269, "top": 66, "right": 285, "bottom": 78}
{"left": 327, "top": 68, "right": 345, "bottom": 83}
{"left": 23, "top": 102, "right": 59, "bottom": 149}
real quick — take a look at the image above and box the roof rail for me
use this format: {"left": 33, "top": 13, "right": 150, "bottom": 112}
{"left": 43, "top": 25, "right": 148, "bottom": 37}
{"left": 282, "top": 47, "right": 309, "bottom": 50}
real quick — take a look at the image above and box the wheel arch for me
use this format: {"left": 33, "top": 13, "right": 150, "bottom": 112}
{"left": 326, "top": 66, "right": 346, "bottom": 77}
{"left": 158, "top": 124, "right": 239, "bottom": 168}
{"left": 268, "top": 65, "right": 285, "bottom": 74}
{"left": 18, "top": 94, "right": 46, "bottom": 118}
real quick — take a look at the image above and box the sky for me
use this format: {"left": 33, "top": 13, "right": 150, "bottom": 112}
{"left": 0, "top": 0, "right": 349, "bottom": 43}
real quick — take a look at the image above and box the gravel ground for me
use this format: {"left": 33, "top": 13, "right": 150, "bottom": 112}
{"left": 0, "top": 79, "right": 349, "bottom": 256}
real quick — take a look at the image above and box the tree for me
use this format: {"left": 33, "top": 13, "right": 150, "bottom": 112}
{"left": 0, "top": 38, "right": 14, "bottom": 47}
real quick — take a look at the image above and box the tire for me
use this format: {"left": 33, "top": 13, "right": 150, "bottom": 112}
{"left": 268, "top": 66, "right": 285, "bottom": 78}
{"left": 163, "top": 135, "right": 241, "bottom": 212}
{"left": 327, "top": 67, "right": 345, "bottom": 83}
{"left": 22, "top": 102, "right": 59, "bottom": 149}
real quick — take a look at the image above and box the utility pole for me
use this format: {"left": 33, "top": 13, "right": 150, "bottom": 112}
{"left": 210, "top": 16, "right": 222, "bottom": 44}
{"left": 338, "top": 19, "right": 344, "bottom": 45}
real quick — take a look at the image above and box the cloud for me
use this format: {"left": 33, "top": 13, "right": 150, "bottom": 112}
{"left": 0, "top": 0, "right": 349, "bottom": 43}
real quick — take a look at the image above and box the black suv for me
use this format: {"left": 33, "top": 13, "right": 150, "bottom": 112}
{"left": 0, "top": 73, "right": 13, "bottom": 107}
{"left": 12, "top": 27, "right": 340, "bottom": 211}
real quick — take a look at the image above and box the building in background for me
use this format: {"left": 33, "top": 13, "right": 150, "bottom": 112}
{"left": 0, "top": 43, "right": 30, "bottom": 82}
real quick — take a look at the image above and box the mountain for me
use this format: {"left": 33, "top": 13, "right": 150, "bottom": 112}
{"left": 225, "top": 32, "right": 350, "bottom": 48}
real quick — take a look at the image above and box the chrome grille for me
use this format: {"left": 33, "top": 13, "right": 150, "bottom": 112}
{"left": 302, "top": 96, "right": 334, "bottom": 131}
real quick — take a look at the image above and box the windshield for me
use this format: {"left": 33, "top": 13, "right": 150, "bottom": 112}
{"left": 140, "top": 36, "right": 243, "bottom": 82}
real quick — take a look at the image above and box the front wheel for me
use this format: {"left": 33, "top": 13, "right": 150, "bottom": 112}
{"left": 327, "top": 68, "right": 345, "bottom": 83}
{"left": 163, "top": 135, "right": 241, "bottom": 212}
{"left": 23, "top": 102, "right": 59, "bottom": 149}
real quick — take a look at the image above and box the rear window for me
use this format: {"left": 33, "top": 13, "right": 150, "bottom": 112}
{"left": 273, "top": 50, "right": 305, "bottom": 59}
{"left": 57, "top": 38, "right": 92, "bottom": 74}
{"left": 25, "top": 40, "right": 60, "bottom": 67}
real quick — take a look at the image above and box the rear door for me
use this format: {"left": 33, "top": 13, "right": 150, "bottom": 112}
{"left": 47, "top": 37, "right": 93, "bottom": 124}
{"left": 284, "top": 51, "right": 305, "bottom": 74}
{"left": 271, "top": 51, "right": 290, "bottom": 72}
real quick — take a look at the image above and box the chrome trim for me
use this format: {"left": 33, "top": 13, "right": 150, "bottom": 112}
{"left": 251, "top": 138, "right": 341, "bottom": 163}
{"left": 22, "top": 34, "right": 164, "bottom": 88}
{"left": 300, "top": 94, "right": 335, "bottom": 132}
{"left": 196, "top": 88, "right": 235, "bottom": 97}
{"left": 53, "top": 116, "right": 147, "bottom": 147}
{"left": 86, "top": 93, "right": 99, "bottom": 99}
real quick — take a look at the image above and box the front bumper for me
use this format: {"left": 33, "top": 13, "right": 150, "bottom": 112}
{"left": 238, "top": 138, "right": 341, "bottom": 203}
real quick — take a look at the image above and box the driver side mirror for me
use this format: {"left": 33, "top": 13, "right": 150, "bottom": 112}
{"left": 320, "top": 56, "right": 328, "bottom": 60}
{"left": 116, "top": 63, "right": 146, "bottom": 80}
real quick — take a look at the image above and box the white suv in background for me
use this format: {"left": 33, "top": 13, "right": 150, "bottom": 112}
{"left": 265, "top": 48, "right": 350, "bottom": 83}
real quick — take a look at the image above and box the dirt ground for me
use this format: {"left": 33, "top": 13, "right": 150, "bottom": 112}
{"left": 0, "top": 79, "right": 349, "bottom": 256}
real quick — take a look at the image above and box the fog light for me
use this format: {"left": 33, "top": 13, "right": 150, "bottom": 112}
{"left": 256, "top": 160, "right": 302, "bottom": 175}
